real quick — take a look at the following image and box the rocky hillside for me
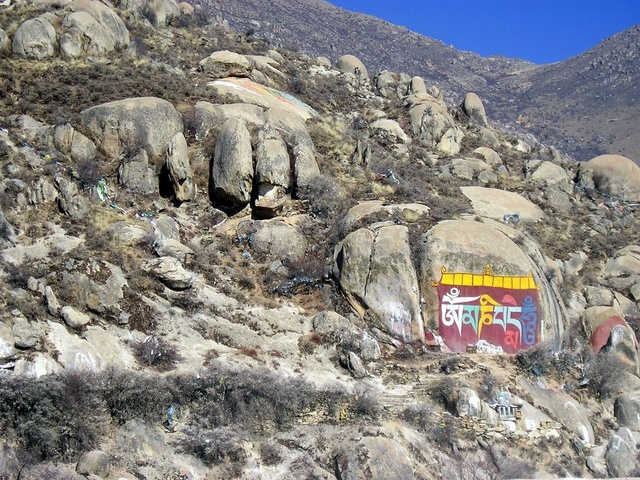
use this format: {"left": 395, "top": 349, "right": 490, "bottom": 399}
{"left": 200, "top": 0, "right": 640, "bottom": 164}
{"left": 1, "top": 0, "right": 640, "bottom": 479}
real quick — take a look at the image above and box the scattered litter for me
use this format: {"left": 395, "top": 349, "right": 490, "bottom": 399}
{"left": 503, "top": 213, "right": 520, "bottom": 224}
{"left": 375, "top": 168, "right": 401, "bottom": 185}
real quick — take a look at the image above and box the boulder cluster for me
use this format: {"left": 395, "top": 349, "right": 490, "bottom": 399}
{"left": 0, "top": 1, "right": 640, "bottom": 477}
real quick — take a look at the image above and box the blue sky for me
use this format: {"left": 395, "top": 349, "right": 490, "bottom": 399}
{"left": 327, "top": 1, "right": 640, "bottom": 64}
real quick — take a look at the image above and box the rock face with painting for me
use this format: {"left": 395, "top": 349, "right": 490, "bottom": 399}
{"left": 1, "top": 0, "right": 640, "bottom": 478}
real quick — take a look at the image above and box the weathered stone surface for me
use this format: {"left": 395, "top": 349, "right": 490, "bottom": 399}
{"left": 519, "top": 378, "right": 594, "bottom": 444}
{"left": 313, "top": 310, "right": 381, "bottom": 361}
{"left": 12, "top": 314, "right": 40, "bottom": 349}
{"left": 461, "top": 92, "right": 488, "bottom": 127}
{"left": 450, "top": 157, "right": 491, "bottom": 180}
{"left": 105, "top": 221, "right": 150, "bottom": 244}
{"left": 420, "top": 219, "right": 565, "bottom": 350}
{"left": 0, "top": 323, "right": 16, "bottom": 360}
{"left": 45, "top": 285, "right": 60, "bottom": 316}
{"left": 457, "top": 388, "right": 481, "bottom": 417}
{"left": 473, "top": 147, "right": 502, "bottom": 166}
{"left": 207, "top": 79, "right": 316, "bottom": 120}
{"left": 606, "top": 429, "right": 637, "bottom": 477}
{"left": 12, "top": 17, "right": 56, "bottom": 59}
{"left": 55, "top": 176, "right": 89, "bottom": 220}
{"left": 211, "top": 118, "right": 253, "bottom": 208}
{"left": 460, "top": 186, "right": 545, "bottom": 223}
{"left": 255, "top": 136, "right": 290, "bottom": 195}
{"left": 585, "top": 286, "right": 614, "bottom": 307}
{"left": 153, "top": 238, "right": 194, "bottom": 264}
{"left": 360, "top": 437, "right": 414, "bottom": 480}
{"left": 143, "top": 0, "right": 180, "bottom": 26}
{"left": 194, "top": 101, "right": 265, "bottom": 140}
{"left": 199, "top": 50, "right": 252, "bottom": 78}
{"left": 369, "top": 119, "right": 410, "bottom": 144}
{"left": 70, "top": 131, "right": 97, "bottom": 163}
{"left": 436, "top": 127, "right": 464, "bottom": 155}
{"left": 14, "top": 353, "right": 62, "bottom": 377}
{"left": 0, "top": 29, "right": 9, "bottom": 54}
{"left": 342, "top": 200, "right": 430, "bottom": 232}
{"left": 60, "top": 0, "right": 131, "bottom": 59}
{"left": 59, "top": 263, "right": 126, "bottom": 314}
{"left": 166, "top": 132, "right": 194, "bottom": 202}
{"left": 528, "top": 161, "right": 569, "bottom": 186}
{"left": 334, "top": 223, "right": 424, "bottom": 342}
{"left": 411, "top": 101, "right": 454, "bottom": 145}
{"left": 614, "top": 392, "right": 640, "bottom": 430}
{"left": 248, "top": 220, "right": 307, "bottom": 263}
{"left": 341, "top": 351, "right": 366, "bottom": 378}
{"left": 76, "top": 450, "right": 110, "bottom": 478}
{"left": 118, "top": 149, "right": 158, "bottom": 194}
{"left": 141, "top": 256, "right": 193, "bottom": 290}
{"left": 48, "top": 321, "right": 105, "bottom": 371}
{"left": 335, "top": 54, "right": 368, "bottom": 78}
{"left": 580, "top": 154, "right": 640, "bottom": 201}
{"left": 81, "top": 97, "right": 183, "bottom": 159}
{"left": 61, "top": 305, "right": 92, "bottom": 328}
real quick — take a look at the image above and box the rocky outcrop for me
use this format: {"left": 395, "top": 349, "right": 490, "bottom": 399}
{"left": 118, "top": 149, "right": 158, "bottom": 194}
{"left": 142, "top": 256, "right": 193, "bottom": 290}
{"left": 519, "top": 378, "right": 594, "bottom": 444}
{"left": 211, "top": 118, "right": 253, "bottom": 208}
{"left": 334, "top": 222, "right": 424, "bottom": 343}
{"left": 420, "top": 219, "right": 566, "bottom": 351}
{"left": 166, "top": 132, "right": 194, "bottom": 202}
{"left": 248, "top": 219, "right": 307, "bottom": 263}
{"left": 579, "top": 154, "right": 640, "bottom": 202}
{"left": 461, "top": 186, "right": 545, "bottom": 223}
{"left": 12, "top": 17, "right": 57, "bottom": 59}
{"left": 81, "top": 97, "right": 184, "bottom": 159}
{"left": 335, "top": 54, "right": 368, "bottom": 78}
{"left": 60, "top": 0, "right": 131, "bottom": 58}
{"left": 76, "top": 450, "right": 110, "bottom": 478}
{"left": 459, "top": 92, "right": 488, "bottom": 127}
{"left": 199, "top": 50, "right": 252, "bottom": 78}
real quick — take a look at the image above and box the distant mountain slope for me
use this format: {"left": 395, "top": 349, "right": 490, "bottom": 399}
{"left": 490, "top": 25, "right": 640, "bottom": 162}
{"left": 202, "top": 0, "right": 640, "bottom": 163}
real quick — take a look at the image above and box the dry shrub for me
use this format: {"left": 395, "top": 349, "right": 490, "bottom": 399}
{"left": 133, "top": 335, "right": 182, "bottom": 371}
{"left": 586, "top": 351, "right": 626, "bottom": 399}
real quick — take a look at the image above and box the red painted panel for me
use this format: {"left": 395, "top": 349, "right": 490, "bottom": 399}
{"left": 589, "top": 315, "right": 626, "bottom": 353}
{"left": 437, "top": 284, "right": 539, "bottom": 354}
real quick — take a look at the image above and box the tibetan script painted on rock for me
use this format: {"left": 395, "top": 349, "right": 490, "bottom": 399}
{"left": 432, "top": 265, "right": 539, "bottom": 354}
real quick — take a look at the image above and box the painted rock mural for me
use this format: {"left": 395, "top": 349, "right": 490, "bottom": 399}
{"left": 433, "top": 265, "right": 539, "bottom": 354}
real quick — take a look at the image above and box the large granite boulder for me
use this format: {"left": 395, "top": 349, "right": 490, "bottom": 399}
{"left": 459, "top": 92, "right": 488, "bottom": 127}
{"left": 12, "top": 17, "right": 57, "bottom": 59}
{"left": 606, "top": 429, "right": 637, "bottom": 477}
{"left": 519, "top": 378, "right": 594, "bottom": 444}
{"left": 60, "top": 0, "right": 131, "bottom": 58}
{"left": 48, "top": 322, "right": 105, "bottom": 371}
{"left": 193, "top": 101, "right": 265, "bottom": 140}
{"left": 207, "top": 78, "right": 317, "bottom": 120}
{"left": 166, "top": 132, "right": 194, "bottom": 202}
{"left": 579, "top": 154, "right": 640, "bottom": 201}
{"left": 248, "top": 219, "right": 307, "bottom": 263}
{"left": 76, "top": 450, "right": 110, "bottom": 478}
{"left": 420, "top": 219, "right": 565, "bottom": 352}
{"left": 334, "top": 222, "right": 424, "bottom": 343}
{"left": 460, "top": 186, "right": 545, "bottom": 223}
{"left": 199, "top": 50, "right": 252, "bottom": 78}
{"left": 335, "top": 54, "right": 368, "bottom": 78}
{"left": 80, "top": 97, "right": 183, "bottom": 159}
{"left": 614, "top": 392, "right": 640, "bottom": 430}
{"left": 210, "top": 118, "right": 253, "bottom": 208}
{"left": 117, "top": 149, "right": 158, "bottom": 194}
{"left": 141, "top": 256, "right": 193, "bottom": 290}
